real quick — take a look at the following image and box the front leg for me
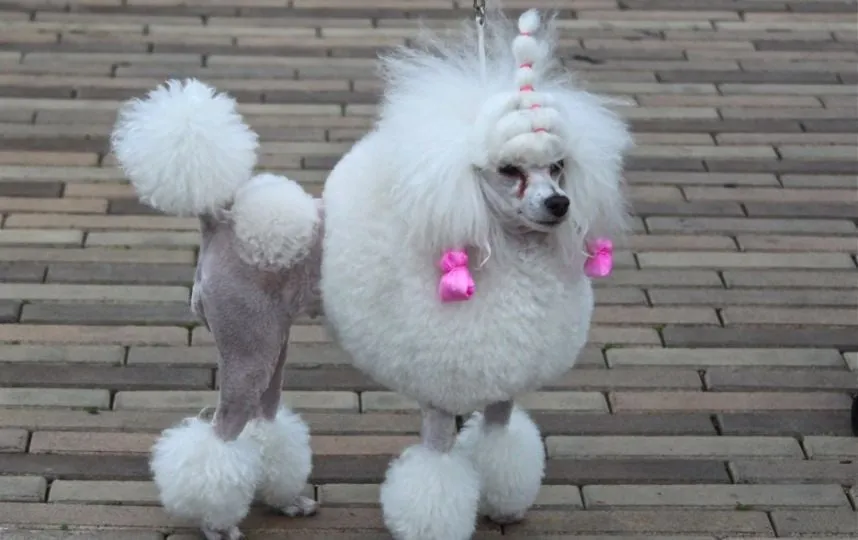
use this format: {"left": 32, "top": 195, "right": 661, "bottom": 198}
{"left": 379, "top": 405, "right": 480, "bottom": 540}
{"left": 456, "top": 401, "right": 545, "bottom": 525}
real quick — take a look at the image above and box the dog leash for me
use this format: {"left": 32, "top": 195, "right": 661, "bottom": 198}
{"left": 474, "top": 0, "right": 487, "bottom": 81}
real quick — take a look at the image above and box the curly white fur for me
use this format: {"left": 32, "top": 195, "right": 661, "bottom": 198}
{"left": 321, "top": 8, "right": 631, "bottom": 414}
{"left": 110, "top": 78, "right": 258, "bottom": 217}
{"left": 241, "top": 407, "right": 315, "bottom": 514}
{"left": 380, "top": 445, "right": 480, "bottom": 540}
{"left": 456, "top": 407, "right": 545, "bottom": 523}
{"left": 231, "top": 174, "right": 320, "bottom": 269}
{"left": 150, "top": 417, "right": 262, "bottom": 532}
{"left": 371, "top": 8, "right": 632, "bottom": 260}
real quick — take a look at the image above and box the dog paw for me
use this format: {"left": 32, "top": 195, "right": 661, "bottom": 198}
{"left": 202, "top": 525, "right": 244, "bottom": 540}
{"left": 277, "top": 495, "right": 319, "bottom": 517}
{"left": 487, "top": 510, "right": 526, "bottom": 525}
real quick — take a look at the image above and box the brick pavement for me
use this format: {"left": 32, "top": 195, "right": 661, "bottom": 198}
{"left": 0, "top": 0, "right": 856, "bottom": 538}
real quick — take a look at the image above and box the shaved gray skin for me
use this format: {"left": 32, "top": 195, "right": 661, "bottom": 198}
{"left": 421, "top": 400, "right": 514, "bottom": 453}
{"left": 190, "top": 210, "right": 323, "bottom": 540}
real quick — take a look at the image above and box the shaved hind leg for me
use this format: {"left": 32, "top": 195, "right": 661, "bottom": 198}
{"left": 151, "top": 276, "right": 287, "bottom": 540}
{"left": 248, "top": 338, "right": 318, "bottom": 518}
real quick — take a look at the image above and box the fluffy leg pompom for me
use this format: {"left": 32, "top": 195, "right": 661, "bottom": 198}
{"left": 380, "top": 445, "right": 480, "bottom": 540}
{"left": 456, "top": 404, "right": 545, "bottom": 524}
{"left": 150, "top": 417, "right": 262, "bottom": 537}
{"left": 242, "top": 407, "right": 317, "bottom": 517}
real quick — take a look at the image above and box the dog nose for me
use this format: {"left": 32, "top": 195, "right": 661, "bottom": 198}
{"left": 544, "top": 194, "right": 570, "bottom": 218}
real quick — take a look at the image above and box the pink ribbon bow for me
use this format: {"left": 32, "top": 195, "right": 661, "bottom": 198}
{"left": 584, "top": 238, "right": 613, "bottom": 278}
{"left": 438, "top": 249, "right": 475, "bottom": 302}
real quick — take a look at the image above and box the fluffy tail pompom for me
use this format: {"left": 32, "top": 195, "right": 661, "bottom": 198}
{"left": 110, "top": 78, "right": 259, "bottom": 217}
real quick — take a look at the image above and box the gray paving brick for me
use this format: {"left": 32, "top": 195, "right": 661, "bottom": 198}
{"left": 705, "top": 368, "right": 858, "bottom": 391}
{"left": 718, "top": 412, "right": 857, "bottom": 437}
{"left": 0, "top": 300, "right": 20, "bottom": 322}
{"left": 547, "top": 459, "right": 733, "bottom": 485}
{"left": 45, "top": 263, "right": 194, "bottom": 285}
{"left": 662, "top": 325, "right": 858, "bottom": 349}
{"left": 803, "top": 436, "right": 858, "bottom": 460}
{"left": 505, "top": 509, "right": 773, "bottom": 534}
{"left": 20, "top": 302, "right": 198, "bottom": 326}
{"left": 534, "top": 413, "right": 717, "bottom": 436}
{"left": 582, "top": 484, "right": 849, "bottom": 509}
{"left": 771, "top": 509, "right": 858, "bottom": 535}
{"left": 546, "top": 436, "right": 803, "bottom": 459}
{"left": 0, "top": 345, "right": 124, "bottom": 365}
{"left": 0, "top": 262, "right": 45, "bottom": 283}
{"left": 0, "top": 388, "right": 110, "bottom": 409}
{"left": 646, "top": 217, "right": 856, "bottom": 235}
{"left": 730, "top": 459, "right": 858, "bottom": 486}
{"left": 607, "top": 348, "right": 845, "bottom": 368}
{"left": 0, "top": 476, "right": 46, "bottom": 502}
{"left": 611, "top": 391, "right": 850, "bottom": 412}
{"left": 0, "top": 365, "right": 212, "bottom": 391}
{"left": 648, "top": 287, "right": 858, "bottom": 306}
{"left": 722, "top": 270, "right": 858, "bottom": 289}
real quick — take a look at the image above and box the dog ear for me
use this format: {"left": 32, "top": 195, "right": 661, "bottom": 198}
{"left": 388, "top": 156, "right": 494, "bottom": 257}
{"left": 551, "top": 86, "right": 633, "bottom": 243}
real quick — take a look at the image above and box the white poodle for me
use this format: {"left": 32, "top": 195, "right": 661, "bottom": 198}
{"left": 320, "top": 7, "right": 632, "bottom": 540}
{"left": 110, "top": 80, "right": 321, "bottom": 540}
{"left": 108, "top": 6, "right": 631, "bottom": 540}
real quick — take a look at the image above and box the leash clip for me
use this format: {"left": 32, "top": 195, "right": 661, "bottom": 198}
{"left": 473, "top": 0, "right": 486, "bottom": 26}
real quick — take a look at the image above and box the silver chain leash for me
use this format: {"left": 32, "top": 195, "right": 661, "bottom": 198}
{"left": 473, "top": 0, "right": 487, "bottom": 80}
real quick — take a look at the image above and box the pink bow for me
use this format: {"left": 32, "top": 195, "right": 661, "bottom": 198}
{"left": 584, "top": 238, "right": 613, "bottom": 278}
{"left": 438, "top": 249, "right": 475, "bottom": 302}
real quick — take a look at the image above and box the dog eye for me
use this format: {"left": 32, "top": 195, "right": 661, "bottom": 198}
{"left": 498, "top": 165, "right": 523, "bottom": 177}
{"left": 550, "top": 160, "right": 565, "bottom": 176}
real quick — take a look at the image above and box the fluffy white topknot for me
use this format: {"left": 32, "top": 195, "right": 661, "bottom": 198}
{"left": 110, "top": 78, "right": 259, "bottom": 217}
{"left": 518, "top": 9, "right": 540, "bottom": 34}
{"left": 372, "top": 5, "right": 633, "bottom": 258}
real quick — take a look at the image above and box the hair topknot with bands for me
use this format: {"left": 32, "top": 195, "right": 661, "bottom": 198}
{"left": 512, "top": 10, "right": 544, "bottom": 127}
{"left": 487, "top": 9, "right": 565, "bottom": 166}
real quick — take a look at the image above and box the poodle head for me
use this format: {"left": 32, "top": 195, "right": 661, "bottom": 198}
{"left": 479, "top": 155, "right": 570, "bottom": 235}
{"left": 375, "top": 8, "right": 633, "bottom": 263}
{"left": 470, "top": 9, "right": 575, "bottom": 235}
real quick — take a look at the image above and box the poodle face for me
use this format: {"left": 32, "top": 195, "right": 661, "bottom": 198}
{"left": 481, "top": 159, "right": 570, "bottom": 234}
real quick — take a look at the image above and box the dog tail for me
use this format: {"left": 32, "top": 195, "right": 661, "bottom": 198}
{"left": 230, "top": 173, "right": 322, "bottom": 269}
{"left": 110, "top": 78, "right": 258, "bottom": 217}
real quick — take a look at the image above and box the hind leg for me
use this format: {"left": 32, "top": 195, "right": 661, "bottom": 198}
{"left": 380, "top": 406, "right": 480, "bottom": 540}
{"left": 243, "top": 337, "right": 318, "bottom": 518}
{"left": 150, "top": 283, "right": 284, "bottom": 540}
{"left": 456, "top": 400, "right": 545, "bottom": 525}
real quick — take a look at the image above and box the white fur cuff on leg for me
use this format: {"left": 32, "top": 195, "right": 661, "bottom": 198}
{"left": 456, "top": 407, "right": 545, "bottom": 524}
{"left": 380, "top": 445, "right": 479, "bottom": 540}
{"left": 242, "top": 407, "right": 314, "bottom": 513}
{"left": 150, "top": 417, "right": 262, "bottom": 531}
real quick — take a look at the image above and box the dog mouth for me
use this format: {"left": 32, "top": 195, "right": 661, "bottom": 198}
{"left": 522, "top": 216, "right": 564, "bottom": 232}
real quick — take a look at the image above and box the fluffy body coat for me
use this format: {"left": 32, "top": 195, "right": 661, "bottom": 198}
{"left": 321, "top": 10, "right": 631, "bottom": 415}
{"left": 321, "top": 8, "right": 632, "bottom": 539}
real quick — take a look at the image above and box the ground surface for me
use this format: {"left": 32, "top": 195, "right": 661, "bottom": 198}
{"left": 0, "top": 0, "right": 855, "bottom": 539}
